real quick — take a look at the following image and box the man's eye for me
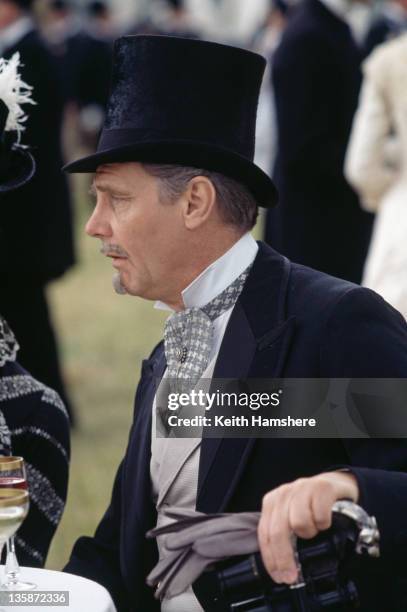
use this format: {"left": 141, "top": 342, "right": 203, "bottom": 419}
{"left": 111, "top": 194, "right": 131, "bottom": 201}
{"left": 111, "top": 195, "right": 131, "bottom": 206}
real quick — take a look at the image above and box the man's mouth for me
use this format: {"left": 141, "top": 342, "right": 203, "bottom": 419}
{"left": 107, "top": 254, "right": 126, "bottom": 260}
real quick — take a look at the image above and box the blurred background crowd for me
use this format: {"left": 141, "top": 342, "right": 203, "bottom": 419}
{"left": 1, "top": 0, "right": 406, "bottom": 570}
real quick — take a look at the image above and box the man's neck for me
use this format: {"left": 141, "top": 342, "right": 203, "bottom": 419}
{"left": 155, "top": 233, "right": 259, "bottom": 313}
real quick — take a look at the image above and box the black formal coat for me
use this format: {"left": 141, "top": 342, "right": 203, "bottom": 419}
{"left": 65, "top": 244, "right": 407, "bottom": 611}
{"left": 0, "top": 29, "right": 74, "bottom": 284}
{"left": 266, "top": 0, "right": 373, "bottom": 284}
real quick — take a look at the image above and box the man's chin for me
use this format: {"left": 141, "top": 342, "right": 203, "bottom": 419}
{"left": 112, "top": 272, "right": 128, "bottom": 295}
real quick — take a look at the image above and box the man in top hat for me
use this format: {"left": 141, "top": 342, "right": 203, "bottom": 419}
{"left": 64, "top": 35, "right": 407, "bottom": 611}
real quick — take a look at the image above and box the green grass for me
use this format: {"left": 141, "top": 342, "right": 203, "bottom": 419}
{"left": 45, "top": 193, "right": 264, "bottom": 569}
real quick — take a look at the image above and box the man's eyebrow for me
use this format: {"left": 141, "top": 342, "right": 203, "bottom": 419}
{"left": 90, "top": 181, "right": 110, "bottom": 194}
{"left": 90, "top": 181, "right": 132, "bottom": 196}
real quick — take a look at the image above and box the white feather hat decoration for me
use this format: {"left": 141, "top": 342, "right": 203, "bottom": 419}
{"left": 0, "top": 52, "right": 35, "bottom": 142}
{"left": 0, "top": 52, "right": 36, "bottom": 192}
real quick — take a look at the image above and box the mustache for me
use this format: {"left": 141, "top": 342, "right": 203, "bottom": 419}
{"left": 100, "top": 242, "right": 128, "bottom": 257}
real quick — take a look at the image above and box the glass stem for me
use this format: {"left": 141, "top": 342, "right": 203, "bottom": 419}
{"left": 5, "top": 537, "right": 20, "bottom": 584}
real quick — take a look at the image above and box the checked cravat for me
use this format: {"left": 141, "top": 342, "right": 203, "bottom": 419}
{"left": 163, "top": 264, "right": 251, "bottom": 393}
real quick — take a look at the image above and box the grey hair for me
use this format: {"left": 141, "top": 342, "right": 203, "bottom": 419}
{"left": 142, "top": 163, "right": 259, "bottom": 231}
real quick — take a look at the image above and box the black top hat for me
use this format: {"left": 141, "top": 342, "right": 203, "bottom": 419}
{"left": 0, "top": 100, "right": 35, "bottom": 193}
{"left": 64, "top": 35, "right": 278, "bottom": 207}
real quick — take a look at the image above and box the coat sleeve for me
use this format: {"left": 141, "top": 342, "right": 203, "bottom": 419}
{"left": 344, "top": 54, "right": 399, "bottom": 212}
{"left": 321, "top": 287, "right": 407, "bottom": 560}
{"left": 64, "top": 460, "right": 131, "bottom": 612}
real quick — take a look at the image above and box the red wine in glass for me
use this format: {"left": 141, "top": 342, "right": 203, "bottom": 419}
{"left": 0, "top": 477, "right": 27, "bottom": 490}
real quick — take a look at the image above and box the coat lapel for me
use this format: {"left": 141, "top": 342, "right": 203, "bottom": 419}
{"left": 122, "top": 347, "right": 167, "bottom": 598}
{"left": 123, "top": 346, "right": 166, "bottom": 529}
{"left": 197, "top": 243, "right": 296, "bottom": 512}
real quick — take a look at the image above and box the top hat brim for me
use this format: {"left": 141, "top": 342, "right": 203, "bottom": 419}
{"left": 0, "top": 146, "right": 36, "bottom": 193}
{"left": 63, "top": 140, "right": 278, "bottom": 208}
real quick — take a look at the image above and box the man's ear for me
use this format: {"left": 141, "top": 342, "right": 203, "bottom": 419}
{"left": 183, "top": 176, "right": 217, "bottom": 230}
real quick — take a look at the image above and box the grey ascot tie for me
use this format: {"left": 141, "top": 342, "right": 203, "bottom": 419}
{"left": 163, "top": 264, "right": 251, "bottom": 390}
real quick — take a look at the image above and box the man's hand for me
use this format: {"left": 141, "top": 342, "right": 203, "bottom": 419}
{"left": 257, "top": 471, "right": 359, "bottom": 585}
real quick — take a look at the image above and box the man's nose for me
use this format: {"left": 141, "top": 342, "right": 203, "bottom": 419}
{"left": 85, "top": 202, "right": 112, "bottom": 238}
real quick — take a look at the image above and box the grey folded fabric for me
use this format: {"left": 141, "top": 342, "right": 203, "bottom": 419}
{"left": 146, "top": 508, "right": 261, "bottom": 600}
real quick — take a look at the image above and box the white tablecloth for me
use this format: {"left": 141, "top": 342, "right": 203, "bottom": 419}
{"left": 0, "top": 566, "right": 117, "bottom": 612}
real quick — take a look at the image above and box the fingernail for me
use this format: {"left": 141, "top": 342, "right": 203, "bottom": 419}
{"left": 271, "top": 571, "right": 283, "bottom": 583}
{"left": 281, "top": 570, "right": 298, "bottom": 584}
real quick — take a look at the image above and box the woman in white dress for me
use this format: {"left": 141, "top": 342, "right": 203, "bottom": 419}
{"left": 345, "top": 33, "right": 407, "bottom": 318}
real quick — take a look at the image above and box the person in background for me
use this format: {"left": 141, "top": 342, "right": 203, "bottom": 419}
{"left": 0, "top": 0, "right": 76, "bottom": 425}
{"left": 127, "top": 0, "right": 200, "bottom": 39}
{"left": 43, "top": 0, "right": 82, "bottom": 106}
{"left": 345, "top": 33, "right": 407, "bottom": 319}
{"left": 252, "top": 0, "right": 290, "bottom": 176}
{"left": 156, "top": 0, "right": 200, "bottom": 38}
{"left": 72, "top": 1, "right": 114, "bottom": 151}
{"left": 266, "top": 0, "right": 374, "bottom": 284}
{"left": 0, "top": 52, "right": 70, "bottom": 567}
{"left": 86, "top": 0, "right": 115, "bottom": 41}
{"left": 44, "top": 0, "right": 113, "bottom": 156}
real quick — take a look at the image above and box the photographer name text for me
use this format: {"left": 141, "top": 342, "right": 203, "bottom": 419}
{"left": 167, "top": 415, "right": 316, "bottom": 428}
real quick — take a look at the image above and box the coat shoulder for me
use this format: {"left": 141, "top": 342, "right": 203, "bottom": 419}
{"left": 364, "top": 36, "right": 407, "bottom": 111}
{"left": 288, "top": 261, "right": 407, "bottom": 336}
{"left": 278, "top": 1, "right": 339, "bottom": 45}
{"left": 9, "top": 30, "right": 49, "bottom": 63}
{"left": 277, "top": 14, "right": 327, "bottom": 51}
{"left": 274, "top": 10, "right": 337, "bottom": 71}
{"left": 287, "top": 262, "right": 361, "bottom": 315}
{"left": 286, "top": 261, "right": 407, "bottom": 375}
{"left": 365, "top": 32, "right": 407, "bottom": 68}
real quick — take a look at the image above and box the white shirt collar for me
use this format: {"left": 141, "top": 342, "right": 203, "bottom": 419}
{"left": 0, "top": 16, "right": 34, "bottom": 53}
{"left": 155, "top": 233, "right": 259, "bottom": 312}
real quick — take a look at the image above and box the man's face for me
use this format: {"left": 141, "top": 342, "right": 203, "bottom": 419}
{"left": 87, "top": 162, "right": 187, "bottom": 303}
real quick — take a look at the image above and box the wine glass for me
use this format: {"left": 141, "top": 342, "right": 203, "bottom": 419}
{"left": 0, "top": 457, "right": 35, "bottom": 590}
{"left": 0, "top": 488, "right": 29, "bottom": 612}
{"left": 0, "top": 489, "right": 29, "bottom": 555}
{"left": 0, "top": 488, "right": 29, "bottom": 604}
